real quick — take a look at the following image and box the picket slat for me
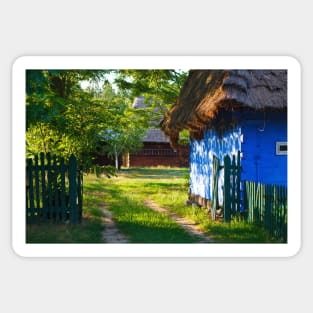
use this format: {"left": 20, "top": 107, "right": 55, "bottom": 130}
{"left": 243, "top": 180, "right": 287, "bottom": 242}
{"left": 47, "top": 153, "right": 53, "bottom": 223}
{"left": 212, "top": 156, "right": 219, "bottom": 220}
{"left": 60, "top": 158, "right": 67, "bottom": 222}
{"left": 223, "top": 155, "right": 231, "bottom": 222}
{"left": 40, "top": 152, "right": 47, "bottom": 223}
{"left": 69, "top": 154, "right": 78, "bottom": 224}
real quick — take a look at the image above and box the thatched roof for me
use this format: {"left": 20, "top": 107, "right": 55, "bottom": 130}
{"left": 132, "top": 96, "right": 170, "bottom": 143}
{"left": 142, "top": 128, "right": 170, "bottom": 143}
{"left": 161, "top": 70, "right": 287, "bottom": 146}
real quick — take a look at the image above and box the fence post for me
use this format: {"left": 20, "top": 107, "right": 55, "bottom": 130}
{"left": 53, "top": 155, "right": 60, "bottom": 223}
{"left": 34, "top": 155, "right": 40, "bottom": 223}
{"left": 77, "top": 168, "right": 83, "bottom": 222}
{"left": 212, "top": 156, "right": 219, "bottom": 220}
{"left": 236, "top": 151, "right": 241, "bottom": 213}
{"left": 231, "top": 155, "right": 236, "bottom": 214}
{"left": 60, "top": 157, "right": 67, "bottom": 223}
{"left": 223, "top": 155, "right": 231, "bottom": 222}
{"left": 46, "top": 153, "right": 53, "bottom": 223}
{"left": 69, "top": 154, "right": 78, "bottom": 224}
{"left": 40, "top": 153, "right": 47, "bottom": 223}
{"left": 27, "top": 158, "right": 34, "bottom": 224}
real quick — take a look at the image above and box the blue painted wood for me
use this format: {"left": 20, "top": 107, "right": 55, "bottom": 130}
{"left": 241, "top": 112, "right": 287, "bottom": 186}
{"left": 189, "top": 110, "right": 287, "bottom": 209}
{"left": 189, "top": 125, "right": 242, "bottom": 203}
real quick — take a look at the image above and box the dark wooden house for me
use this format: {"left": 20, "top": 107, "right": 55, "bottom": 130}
{"left": 123, "top": 96, "right": 189, "bottom": 168}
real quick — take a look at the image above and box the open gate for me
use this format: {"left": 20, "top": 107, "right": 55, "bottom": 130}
{"left": 211, "top": 151, "right": 241, "bottom": 221}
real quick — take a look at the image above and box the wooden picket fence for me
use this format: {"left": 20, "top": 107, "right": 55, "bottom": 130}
{"left": 244, "top": 181, "right": 287, "bottom": 241}
{"left": 26, "top": 152, "right": 83, "bottom": 224}
{"left": 211, "top": 151, "right": 287, "bottom": 241}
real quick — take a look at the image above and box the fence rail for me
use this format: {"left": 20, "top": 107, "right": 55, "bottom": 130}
{"left": 26, "top": 153, "right": 83, "bottom": 224}
{"left": 244, "top": 181, "right": 287, "bottom": 241}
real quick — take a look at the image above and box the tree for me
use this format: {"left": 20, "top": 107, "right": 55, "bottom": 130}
{"left": 113, "top": 69, "right": 190, "bottom": 141}
{"left": 25, "top": 69, "right": 188, "bottom": 171}
{"left": 97, "top": 85, "right": 149, "bottom": 169}
{"left": 26, "top": 70, "right": 112, "bottom": 166}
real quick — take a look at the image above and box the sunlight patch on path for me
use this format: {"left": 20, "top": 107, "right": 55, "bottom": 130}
{"left": 144, "top": 199, "right": 212, "bottom": 243}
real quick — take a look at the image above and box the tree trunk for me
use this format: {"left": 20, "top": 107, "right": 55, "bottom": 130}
{"left": 114, "top": 147, "right": 119, "bottom": 170}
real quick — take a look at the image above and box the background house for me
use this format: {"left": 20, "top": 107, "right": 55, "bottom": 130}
{"left": 161, "top": 70, "right": 287, "bottom": 207}
{"left": 123, "top": 96, "right": 189, "bottom": 167}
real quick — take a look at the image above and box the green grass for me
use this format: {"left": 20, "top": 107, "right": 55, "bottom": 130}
{"left": 27, "top": 167, "right": 279, "bottom": 244}
{"left": 102, "top": 167, "right": 278, "bottom": 243}
{"left": 104, "top": 181, "right": 197, "bottom": 243}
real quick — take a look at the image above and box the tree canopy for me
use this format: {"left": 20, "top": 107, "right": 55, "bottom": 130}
{"left": 26, "top": 69, "right": 188, "bottom": 170}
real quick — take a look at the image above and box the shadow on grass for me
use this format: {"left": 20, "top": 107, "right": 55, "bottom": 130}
{"left": 26, "top": 217, "right": 103, "bottom": 243}
{"left": 204, "top": 221, "right": 277, "bottom": 243}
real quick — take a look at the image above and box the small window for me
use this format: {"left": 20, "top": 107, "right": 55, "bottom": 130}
{"left": 276, "top": 142, "right": 287, "bottom": 155}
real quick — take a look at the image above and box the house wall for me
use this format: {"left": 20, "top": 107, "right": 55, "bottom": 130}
{"left": 240, "top": 111, "right": 287, "bottom": 186}
{"left": 128, "top": 142, "right": 189, "bottom": 167}
{"left": 189, "top": 125, "right": 242, "bottom": 202}
{"left": 189, "top": 111, "right": 287, "bottom": 205}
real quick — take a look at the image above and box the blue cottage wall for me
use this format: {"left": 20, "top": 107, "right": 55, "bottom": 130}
{"left": 189, "top": 125, "right": 242, "bottom": 203}
{"left": 240, "top": 112, "right": 287, "bottom": 186}
{"left": 189, "top": 111, "right": 287, "bottom": 204}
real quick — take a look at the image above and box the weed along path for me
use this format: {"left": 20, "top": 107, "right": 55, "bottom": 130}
{"left": 144, "top": 199, "right": 212, "bottom": 243}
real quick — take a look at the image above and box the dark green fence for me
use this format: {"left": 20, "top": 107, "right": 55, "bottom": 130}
{"left": 26, "top": 153, "right": 83, "bottom": 224}
{"left": 211, "top": 152, "right": 287, "bottom": 241}
{"left": 211, "top": 151, "right": 241, "bottom": 221}
{"left": 244, "top": 181, "right": 287, "bottom": 241}
{"left": 223, "top": 152, "right": 241, "bottom": 222}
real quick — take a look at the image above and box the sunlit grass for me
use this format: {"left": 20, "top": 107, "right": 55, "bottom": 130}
{"left": 103, "top": 180, "right": 197, "bottom": 243}
{"left": 103, "top": 167, "right": 278, "bottom": 243}
{"left": 27, "top": 167, "right": 279, "bottom": 244}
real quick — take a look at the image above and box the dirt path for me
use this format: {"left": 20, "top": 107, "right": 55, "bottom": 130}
{"left": 99, "top": 205, "right": 129, "bottom": 243}
{"left": 144, "top": 199, "right": 212, "bottom": 243}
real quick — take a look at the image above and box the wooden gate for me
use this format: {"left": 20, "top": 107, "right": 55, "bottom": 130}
{"left": 211, "top": 151, "right": 241, "bottom": 222}
{"left": 26, "top": 153, "right": 83, "bottom": 224}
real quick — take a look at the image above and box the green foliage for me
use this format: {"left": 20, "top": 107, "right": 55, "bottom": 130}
{"left": 26, "top": 69, "right": 188, "bottom": 171}
{"left": 178, "top": 129, "right": 190, "bottom": 146}
{"left": 114, "top": 69, "right": 188, "bottom": 109}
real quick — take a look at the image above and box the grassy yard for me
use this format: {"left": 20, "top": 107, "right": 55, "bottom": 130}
{"left": 27, "top": 167, "right": 278, "bottom": 243}
{"left": 102, "top": 167, "right": 276, "bottom": 243}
